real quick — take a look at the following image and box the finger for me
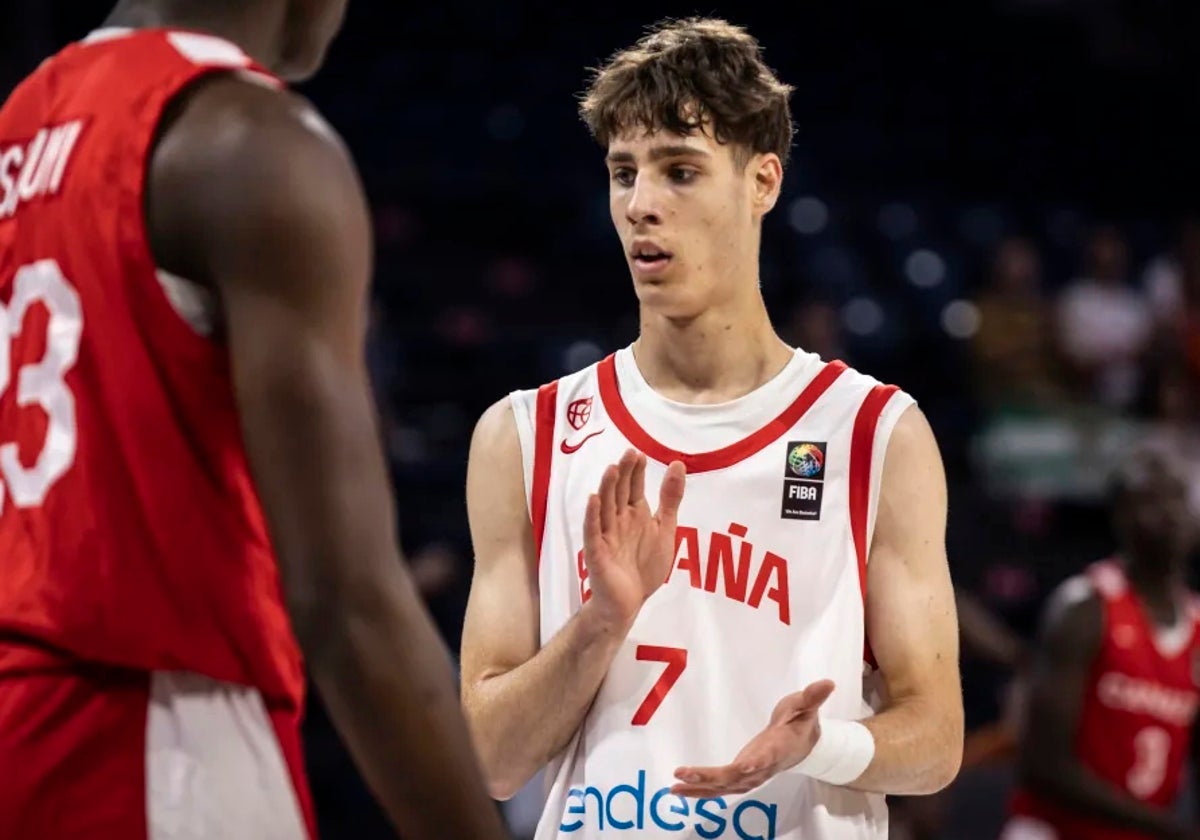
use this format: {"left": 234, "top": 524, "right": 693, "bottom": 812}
{"left": 800, "top": 679, "right": 836, "bottom": 711}
{"left": 672, "top": 764, "right": 742, "bottom": 787}
{"left": 628, "top": 452, "right": 647, "bottom": 507}
{"left": 655, "top": 460, "right": 686, "bottom": 522}
{"left": 671, "top": 763, "right": 770, "bottom": 798}
{"left": 671, "top": 783, "right": 749, "bottom": 798}
{"left": 583, "top": 493, "right": 601, "bottom": 554}
{"left": 598, "top": 465, "right": 618, "bottom": 534}
{"left": 614, "top": 450, "right": 636, "bottom": 516}
{"left": 771, "top": 679, "right": 836, "bottom": 723}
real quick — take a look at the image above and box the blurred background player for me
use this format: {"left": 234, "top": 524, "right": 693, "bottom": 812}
{"left": 460, "top": 17, "right": 963, "bottom": 840}
{"left": 1003, "top": 452, "right": 1200, "bottom": 840}
{"left": 0, "top": 1, "right": 509, "bottom": 838}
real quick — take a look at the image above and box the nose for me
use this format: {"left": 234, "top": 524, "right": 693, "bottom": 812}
{"left": 625, "top": 174, "right": 662, "bottom": 227}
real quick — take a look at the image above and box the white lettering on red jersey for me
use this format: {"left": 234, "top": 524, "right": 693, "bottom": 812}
{"left": 0, "top": 29, "right": 301, "bottom": 712}
{"left": 510, "top": 346, "right": 915, "bottom": 840}
{"left": 1010, "top": 561, "right": 1200, "bottom": 840}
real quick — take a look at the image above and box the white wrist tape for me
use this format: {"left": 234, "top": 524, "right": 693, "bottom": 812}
{"left": 792, "top": 719, "right": 875, "bottom": 785}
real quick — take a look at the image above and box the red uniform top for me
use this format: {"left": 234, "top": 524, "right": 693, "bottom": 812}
{"left": 1011, "top": 561, "right": 1200, "bottom": 839}
{"left": 0, "top": 28, "right": 303, "bottom": 711}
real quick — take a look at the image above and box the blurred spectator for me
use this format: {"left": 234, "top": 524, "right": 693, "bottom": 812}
{"left": 1141, "top": 216, "right": 1200, "bottom": 330}
{"left": 1145, "top": 365, "right": 1200, "bottom": 528}
{"left": 971, "top": 237, "right": 1065, "bottom": 410}
{"left": 1056, "top": 225, "right": 1152, "bottom": 410}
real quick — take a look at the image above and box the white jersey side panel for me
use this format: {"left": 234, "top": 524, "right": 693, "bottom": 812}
{"left": 509, "top": 348, "right": 915, "bottom": 840}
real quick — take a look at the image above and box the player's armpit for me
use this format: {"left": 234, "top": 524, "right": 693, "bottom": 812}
{"left": 854, "top": 406, "right": 964, "bottom": 795}
{"left": 145, "top": 75, "right": 509, "bottom": 839}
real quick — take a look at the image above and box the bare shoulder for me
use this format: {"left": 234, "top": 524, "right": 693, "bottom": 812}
{"left": 876, "top": 405, "right": 947, "bottom": 519}
{"left": 467, "top": 396, "right": 527, "bottom": 533}
{"left": 1038, "top": 575, "right": 1103, "bottom": 654}
{"left": 883, "top": 405, "right": 944, "bottom": 474}
{"left": 153, "top": 73, "right": 350, "bottom": 182}
{"left": 147, "top": 73, "right": 365, "bottom": 288}
{"left": 471, "top": 396, "right": 520, "bottom": 455}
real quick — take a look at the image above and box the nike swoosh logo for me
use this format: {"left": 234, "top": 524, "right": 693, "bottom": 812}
{"left": 560, "top": 429, "right": 606, "bottom": 454}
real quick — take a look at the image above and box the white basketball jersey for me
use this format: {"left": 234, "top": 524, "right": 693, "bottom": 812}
{"left": 509, "top": 346, "right": 915, "bottom": 840}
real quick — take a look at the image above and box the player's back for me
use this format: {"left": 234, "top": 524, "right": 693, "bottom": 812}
{"left": 1009, "top": 561, "right": 1200, "bottom": 840}
{"left": 512, "top": 347, "right": 914, "bottom": 840}
{"left": 0, "top": 27, "right": 301, "bottom": 710}
{"left": 0, "top": 28, "right": 320, "bottom": 838}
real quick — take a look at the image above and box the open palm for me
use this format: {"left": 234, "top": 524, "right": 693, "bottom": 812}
{"left": 583, "top": 449, "right": 686, "bottom": 630}
{"left": 672, "top": 680, "right": 836, "bottom": 798}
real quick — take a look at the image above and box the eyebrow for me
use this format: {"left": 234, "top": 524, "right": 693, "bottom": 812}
{"left": 605, "top": 145, "right": 712, "bottom": 165}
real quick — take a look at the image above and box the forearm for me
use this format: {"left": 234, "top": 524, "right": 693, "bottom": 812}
{"left": 847, "top": 695, "right": 964, "bottom": 796}
{"left": 307, "top": 572, "right": 508, "bottom": 838}
{"left": 1025, "top": 764, "right": 1182, "bottom": 839}
{"left": 466, "top": 603, "right": 626, "bottom": 799}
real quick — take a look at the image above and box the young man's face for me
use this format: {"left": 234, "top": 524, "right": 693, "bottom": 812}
{"left": 605, "top": 124, "right": 781, "bottom": 319}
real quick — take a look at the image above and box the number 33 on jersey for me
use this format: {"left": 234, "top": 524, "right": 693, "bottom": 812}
{"left": 0, "top": 259, "right": 82, "bottom": 514}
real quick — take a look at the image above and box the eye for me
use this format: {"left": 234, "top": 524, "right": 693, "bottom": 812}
{"left": 668, "top": 166, "right": 697, "bottom": 185}
{"left": 611, "top": 167, "right": 635, "bottom": 188}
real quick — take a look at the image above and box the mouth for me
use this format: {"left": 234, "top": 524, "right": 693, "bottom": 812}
{"left": 631, "top": 245, "right": 673, "bottom": 275}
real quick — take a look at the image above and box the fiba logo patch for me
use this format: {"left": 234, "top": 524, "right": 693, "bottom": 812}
{"left": 782, "top": 441, "right": 826, "bottom": 520}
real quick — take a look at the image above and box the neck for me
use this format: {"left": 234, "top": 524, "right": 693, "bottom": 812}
{"left": 632, "top": 292, "right": 793, "bottom": 404}
{"left": 104, "top": 0, "right": 283, "bottom": 70}
{"left": 1123, "top": 555, "right": 1185, "bottom": 613}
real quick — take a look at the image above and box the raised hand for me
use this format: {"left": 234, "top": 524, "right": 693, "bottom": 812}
{"left": 672, "top": 680, "right": 836, "bottom": 797}
{"left": 582, "top": 449, "right": 686, "bottom": 632}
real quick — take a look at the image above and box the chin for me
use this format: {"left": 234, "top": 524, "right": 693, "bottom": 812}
{"left": 634, "top": 283, "right": 705, "bottom": 321}
{"left": 275, "top": 57, "right": 322, "bottom": 83}
{"left": 276, "top": 41, "right": 331, "bottom": 83}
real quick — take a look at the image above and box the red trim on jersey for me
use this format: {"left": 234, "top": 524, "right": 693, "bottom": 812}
{"left": 596, "top": 355, "right": 847, "bottom": 473}
{"left": 531, "top": 382, "right": 559, "bottom": 567}
{"left": 267, "top": 705, "right": 316, "bottom": 839}
{"left": 849, "top": 384, "right": 899, "bottom": 668}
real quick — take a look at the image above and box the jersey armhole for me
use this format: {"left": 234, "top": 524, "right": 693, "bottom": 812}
{"left": 509, "top": 390, "right": 537, "bottom": 514}
{"left": 849, "top": 385, "right": 914, "bottom": 667}
{"left": 124, "top": 64, "right": 283, "bottom": 349}
{"left": 864, "top": 393, "right": 918, "bottom": 553}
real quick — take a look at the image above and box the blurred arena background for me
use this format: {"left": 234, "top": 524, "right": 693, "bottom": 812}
{"left": 4, "top": 1, "right": 1199, "bottom": 837}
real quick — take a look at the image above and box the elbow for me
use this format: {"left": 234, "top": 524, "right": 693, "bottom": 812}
{"left": 927, "top": 749, "right": 963, "bottom": 795}
{"left": 486, "top": 774, "right": 524, "bottom": 803}
{"left": 461, "top": 689, "right": 530, "bottom": 802}
{"left": 913, "top": 717, "right": 965, "bottom": 795}
{"left": 473, "top": 736, "right": 532, "bottom": 802}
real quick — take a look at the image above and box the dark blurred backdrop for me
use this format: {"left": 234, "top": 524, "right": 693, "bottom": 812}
{"left": 4, "top": 2, "right": 1200, "bottom": 837}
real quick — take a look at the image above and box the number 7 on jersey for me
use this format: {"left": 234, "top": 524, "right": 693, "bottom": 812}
{"left": 632, "top": 645, "right": 687, "bottom": 726}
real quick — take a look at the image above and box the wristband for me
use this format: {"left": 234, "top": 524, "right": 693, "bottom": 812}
{"left": 792, "top": 719, "right": 875, "bottom": 785}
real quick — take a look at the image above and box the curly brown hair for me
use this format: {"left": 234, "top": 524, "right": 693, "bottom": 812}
{"left": 578, "top": 17, "right": 795, "bottom": 168}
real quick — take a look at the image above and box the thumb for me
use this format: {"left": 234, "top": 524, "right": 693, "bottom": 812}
{"left": 655, "top": 460, "right": 686, "bottom": 522}
{"left": 771, "top": 679, "right": 836, "bottom": 724}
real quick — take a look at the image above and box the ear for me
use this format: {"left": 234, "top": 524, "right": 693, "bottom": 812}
{"left": 750, "top": 152, "right": 784, "bottom": 217}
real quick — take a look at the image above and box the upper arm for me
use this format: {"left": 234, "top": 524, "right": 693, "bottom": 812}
{"left": 1020, "top": 579, "right": 1103, "bottom": 772}
{"left": 865, "top": 406, "right": 961, "bottom": 716}
{"left": 460, "top": 398, "right": 541, "bottom": 699}
{"left": 146, "top": 76, "right": 397, "bottom": 636}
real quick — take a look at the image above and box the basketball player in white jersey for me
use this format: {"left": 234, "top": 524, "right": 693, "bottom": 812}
{"left": 460, "top": 18, "right": 964, "bottom": 839}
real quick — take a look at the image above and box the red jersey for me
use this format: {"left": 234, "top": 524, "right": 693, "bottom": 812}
{"left": 0, "top": 29, "right": 302, "bottom": 710}
{"left": 1010, "top": 561, "right": 1200, "bottom": 840}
